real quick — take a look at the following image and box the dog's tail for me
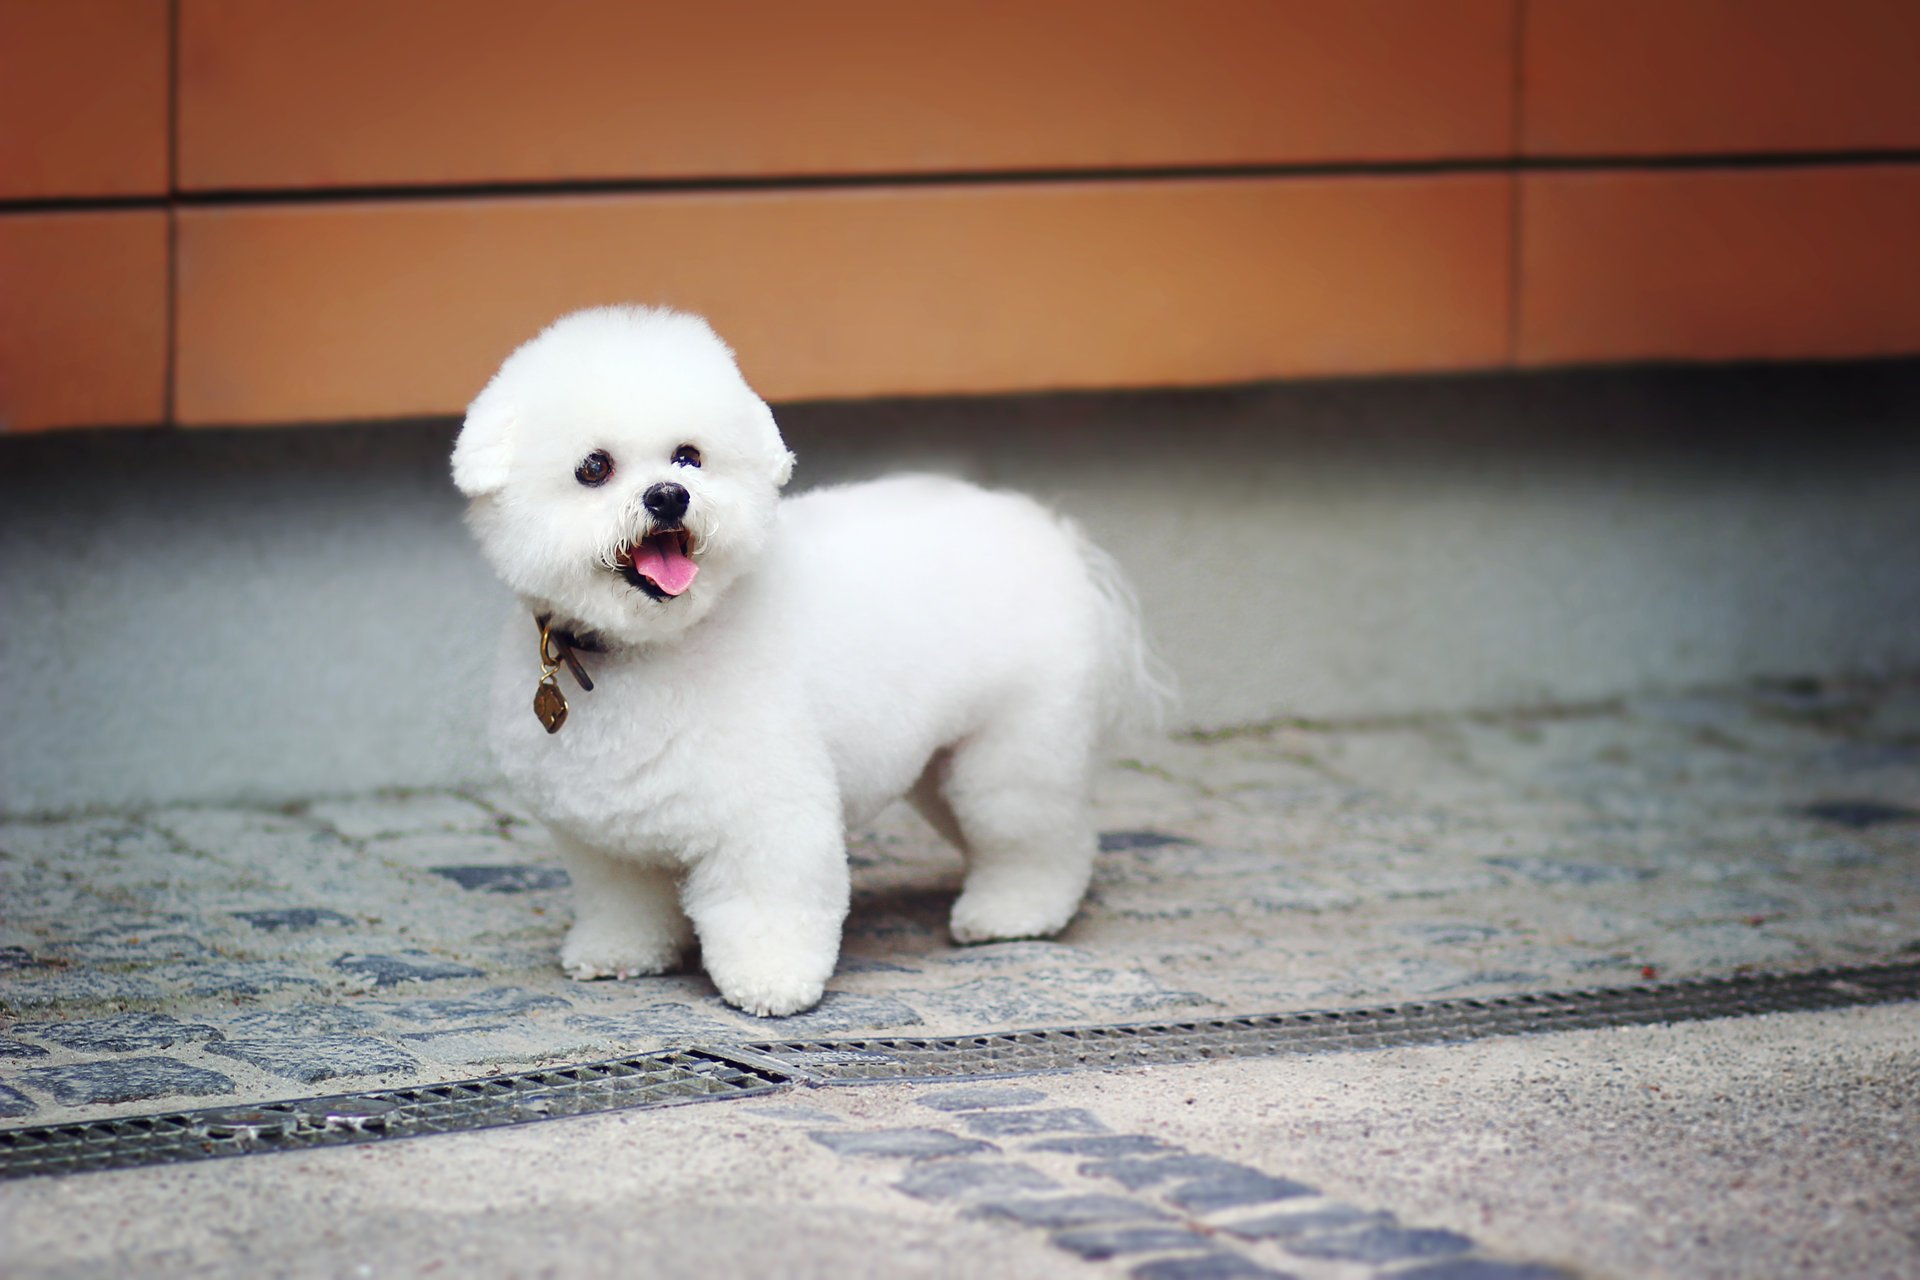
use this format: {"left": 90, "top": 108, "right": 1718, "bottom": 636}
{"left": 1065, "top": 520, "right": 1178, "bottom": 743}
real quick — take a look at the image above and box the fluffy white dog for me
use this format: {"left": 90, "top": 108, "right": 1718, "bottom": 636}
{"left": 453, "top": 306, "right": 1164, "bottom": 1015}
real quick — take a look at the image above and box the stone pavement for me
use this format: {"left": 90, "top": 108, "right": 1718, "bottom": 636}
{"left": 3, "top": 675, "right": 1916, "bottom": 1131}
{"left": 4, "top": 1006, "right": 1914, "bottom": 1280}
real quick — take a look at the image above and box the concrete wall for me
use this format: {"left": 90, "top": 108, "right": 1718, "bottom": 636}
{"left": 3, "top": 362, "right": 1917, "bottom": 813}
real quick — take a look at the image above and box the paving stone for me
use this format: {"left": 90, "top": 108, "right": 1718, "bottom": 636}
{"left": 374, "top": 987, "right": 573, "bottom": 1025}
{"left": 429, "top": 864, "right": 570, "bottom": 893}
{"left": 1649, "top": 890, "right": 1799, "bottom": 926}
{"left": 960, "top": 1108, "right": 1108, "bottom": 1138}
{"left": 894, "top": 1160, "right": 1059, "bottom": 1201}
{"left": 938, "top": 941, "right": 1101, "bottom": 968}
{"left": 840, "top": 891, "right": 947, "bottom": 945}
{"left": 0, "top": 1039, "right": 49, "bottom": 1059}
{"left": 1163, "top": 1172, "right": 1317, "bottom": 1213}
{"left": 230, "top": 908, "right": 356, "bottom": 931}
{"left": 1050, "top": 1224, "right": 1217, "bottom": 1260}
{"left": 967, "top": 1194, "right": 1174, "bottom": 1228}
{"left": 0, "top": 817, "right": 178, "bottom": 865}
{"left": 1865, "top": 686, "right": 1920, "bottom": 737}
{"left": 1099, "top": 831, "right": 1197, "bottom": 851}
{"left": 331, "top": 952, "right": 486, "bottom": 987}
{"left": 835, "top": 957, "right": 920, "bottom": 975}
{"left": 204, "top": 1034, "right": 419, "bottom": 1084}
{"left": 808, "top": 1128, "right": 997, "bottom": 1159}
{"left": 1399, "top": 922, "right": 1504, "bottom": 946}
{"left": 1081, "top": 1155, "right": 1271, "bottom": 1192}
{"left": 917, "top": 976, "right": 1085, "bottom": 1025}
{"left": 305, "top": 792, "right": 503, "bottom": 840}
{"left": 917, "top": 1085, "right": 1051, "bottom": 1112}
{"left": 366, "top": 831, "right": 527, "bottom": 872}
{"left": 1219, "top": 1206, "right": 1394, "bottom": 1240}
{"left": 1644, "top": 923, "right": 1809, "bottom": 969}
{"left": 225, "top": 1005, "right": 383, "bottom": 1036}
{"left": 1235, "top": 881, "right": 1367, "bottom": 914}
{"left": 564, "top": 1003, "right": 738, "bottom": 1043}
{"left": 0, "top": 970, "right": 164, "bottom": 1012}
{"left": 1820, "top": 742, "right": 1920, "bottom": 771}
{"left": 1394, "top": 1261, "right": 1573, "bottom": 1280}
{"left": 172, "top": 962, "right": 326, "bottom": 997}
{"left": 744, "top": 990, "right": 922, "bottom": 1034}
{"left": 1285, "top": 1224, "right": 1476, "bottom": 1262}
{"left": 1779, "top": 836, "right": 1879, "bottom": 868}
{"left": 1799, "top": 799, "right": 1920, "bottom": 829}
{"left": 147, "top": 809, "right": 343, "bottom": 866}
{"left": 55, "top": 930, "right": 212, "bottom": 965}
{"left": 0, "top": 1083, "right": 36, "bottom": 1117}
{"left": 1028, "top": 1135, "right": 1180, "bottom": 1158}
{"left": 395, "top": 1025, "right": 581, "bottom": 1066}
{"left": 12, "top": 1012, "right": 221, "bottom": 1054}
{"left": 19, "top": 1057, "right": 236, "bottom": 1106}
{"left": 1129, "top": 1254, "right": 1296, "bottom": 1280}
{"left": 1485, "top": 856, "right": 1658, "bottom": 886}
{"left": 1101, "top": 979, "right": 1214, "bottom": 1016}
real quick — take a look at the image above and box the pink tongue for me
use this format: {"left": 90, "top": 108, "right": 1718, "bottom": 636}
{"left": 632, "top": 535, "right": 698, "bottom": 596}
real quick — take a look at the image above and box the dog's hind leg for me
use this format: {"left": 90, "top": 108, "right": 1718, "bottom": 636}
{"left": 941, "top": 704, "right": 1099, "bottom": 944}
{"left": 552, "top": 831, "right": 693, "bottom": 980}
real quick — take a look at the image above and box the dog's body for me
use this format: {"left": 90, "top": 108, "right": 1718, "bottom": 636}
{"left": 456, "top": 307, "right": 1161, "bottom": 1015}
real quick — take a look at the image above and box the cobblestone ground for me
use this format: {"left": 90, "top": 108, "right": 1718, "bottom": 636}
{"left": 3, "top": 676, "right": 1916, "bottom": 1127}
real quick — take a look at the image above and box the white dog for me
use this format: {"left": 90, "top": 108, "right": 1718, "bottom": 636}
{"left": 453, "top": 306, "right": 1164, "bottom": 1015}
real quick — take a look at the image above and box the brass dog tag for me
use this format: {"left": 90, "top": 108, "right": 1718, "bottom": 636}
{"left": 534, "top": 674, "right": 568, "bottom": 734}
{"left": 533, "top": 618, "right": 573, "bottom": 734}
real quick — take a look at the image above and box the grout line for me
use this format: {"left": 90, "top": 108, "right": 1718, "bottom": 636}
{"left": 6, "top": 150, "right": 1920, "bottom": 218}
{"left": 163, "top": 0, "right": 181, "bottom": 427}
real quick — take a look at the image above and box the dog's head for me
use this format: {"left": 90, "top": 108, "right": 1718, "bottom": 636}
{"left": 453, "top": 306, "right": 794, "bottom": 647}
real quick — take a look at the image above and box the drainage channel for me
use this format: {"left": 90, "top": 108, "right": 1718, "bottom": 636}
{"left": 4, "top": 959, "right": 1915, "bottom": 1181}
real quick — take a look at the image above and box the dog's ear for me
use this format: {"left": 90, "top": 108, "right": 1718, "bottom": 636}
{"left": 751, "top": 400, "right": 795, "bottom": 488}
{"left": 452, "top": 384, "right": 515, "bottom": 497}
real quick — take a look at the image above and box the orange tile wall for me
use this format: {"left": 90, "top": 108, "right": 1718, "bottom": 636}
{"left": 175, "top": 0, "right": 1515, "bottom": 188}
{"left": 0, "top": 212, "right": 170, "bottom": 430}
{"left": 3, "top": 1, "right": 1918, "bottom": 430}
{"left": 174, "top": 178, "right": 1513, "bottom": 424}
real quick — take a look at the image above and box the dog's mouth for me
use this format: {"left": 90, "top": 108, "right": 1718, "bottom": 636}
{"left": 613, "top": 528, "right": 699, "bottom": 601}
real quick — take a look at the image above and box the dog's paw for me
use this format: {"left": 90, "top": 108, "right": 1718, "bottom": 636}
{"left": 559, "top": 923, "right": 682, "bottom": 982}
{"left": 714, "top": 973, "right": 826, "bottom": 1018}
{"left": 949, "top": 891, "right": 1076, "bottom": 945}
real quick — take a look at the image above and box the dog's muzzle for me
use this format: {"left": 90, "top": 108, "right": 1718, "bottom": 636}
{"left": 613, "top": 523, "right": 699, "bottom": 599}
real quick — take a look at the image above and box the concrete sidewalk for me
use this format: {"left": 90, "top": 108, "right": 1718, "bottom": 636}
{"left": 2, "top": 675, "right": 1917, "bottom": 1277}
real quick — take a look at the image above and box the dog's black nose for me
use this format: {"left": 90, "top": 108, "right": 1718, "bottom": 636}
{"left": 642, "top": 482, "right": 689, "bottom": 523}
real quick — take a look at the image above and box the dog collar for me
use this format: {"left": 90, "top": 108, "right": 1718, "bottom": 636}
{"left": 532, "top": 613, "right": 599, "bottom": 734}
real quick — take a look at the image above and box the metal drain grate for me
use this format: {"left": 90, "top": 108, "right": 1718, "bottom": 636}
{"left": 4, "top": 960, "right": 1915, "bottom": 1180}
{"left": 743, "top": 960, "right": 1920, "bottom": 1083}
{"left": 0, "top": 1049, "right": 784, "bottom": 1181}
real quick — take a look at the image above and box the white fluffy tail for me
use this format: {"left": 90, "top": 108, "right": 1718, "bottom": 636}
{"left": 1066, "top": 520, "right": 1177, "bottom": 742}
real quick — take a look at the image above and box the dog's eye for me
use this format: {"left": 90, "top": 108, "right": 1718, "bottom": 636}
{"left": 672, "top": 444, "right": 702, "bottom": 469}
{"left": 574, "top": 450, "right": 614, "bottom": 487}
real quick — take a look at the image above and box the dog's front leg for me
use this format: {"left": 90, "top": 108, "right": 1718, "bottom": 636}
{"left": 681, "top": 817, "right": 849, "bottom": 1018}
{"left": 551, "top": 830, "right": 693, "bottom": 980}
